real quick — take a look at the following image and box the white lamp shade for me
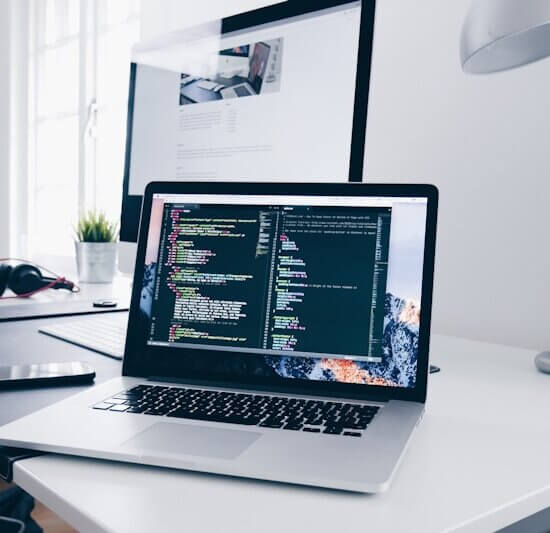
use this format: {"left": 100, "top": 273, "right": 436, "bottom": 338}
{"left": 461, "top": 0, "right": 550, "bottom": 73}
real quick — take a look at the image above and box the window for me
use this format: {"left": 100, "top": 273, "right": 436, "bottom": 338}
{"left": 28, "top": 0, "right": 140, "bottom": 256}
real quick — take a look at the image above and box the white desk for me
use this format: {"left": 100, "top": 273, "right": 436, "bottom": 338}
{"left": 8, "top": 334, "right": 550, "bottom": 532}
{"left": 0, "top": 274, "right": 132, "bottom": 321}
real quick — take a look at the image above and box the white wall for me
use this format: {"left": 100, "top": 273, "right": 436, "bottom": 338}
{"left": 365, "top": 0, "right": 550, "bottom": 350}
{"left": 139, "top": 0, "right": 550, "bottom": 351}
{"left": 0, "top": 0, "right": 11, "bottom": 257}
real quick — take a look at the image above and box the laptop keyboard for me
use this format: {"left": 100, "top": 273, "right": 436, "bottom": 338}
{"left": 235, "top": 85, "right": 252, "bottom": 97}
{"left": 93, "top": 384, "right": 380, "bottom": 437}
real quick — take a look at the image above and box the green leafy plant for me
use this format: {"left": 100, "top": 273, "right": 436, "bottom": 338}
{"left": 75, "top": 211, "right": 118, "bottom": 243}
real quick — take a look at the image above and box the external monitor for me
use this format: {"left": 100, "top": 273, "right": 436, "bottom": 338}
{"left": 120, "top": 0, "right": 377, "bottom": 244}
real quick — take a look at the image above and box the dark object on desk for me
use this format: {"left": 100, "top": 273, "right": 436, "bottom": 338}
{"left": 0, "top": 485, "right": 41, "bottom": 532}
{"left": 535, "top": 351, "right": 550, "bottom": 374}
{"left": 93, "top": 299, "right": 118, "bottom": 308}
{"left": 429, "top": 365, "right": 441, "bottom": 374}
{"left": 0, "top": 260, "right": 77, "bottom": 299}
{"left": 0, "top": 362, "right": 95, "bottom": 390}
{"left": 0, "top": 447, "right": 44, "bottom": 483}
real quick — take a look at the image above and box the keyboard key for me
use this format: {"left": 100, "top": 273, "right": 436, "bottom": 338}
{"left": 303, "top": 427, "right": 321, "bottom": 433}
{"left": 259, "top": 420, "right": 284, "bottom": 429}
{"left": 93, "top": 402, "right": 113, "bottom": 410}
{"left": 126, "top": 406, "right": 147, "bottom": 413}
{"left": 109, "top": 404, "right": 129, "bottom": 412}
{"left": 282, "top": 423, "right": 303, "bottom": 431}
{"left": 343, "top": 431, "right": 362, "bottom": 437}
{"left": 124, "top": 399, "right": 140, "bottom": 407}
{"left": 341, "top": 419, "right": 368, "bottom": 430}
{"left": 323, "top": 427, "right": 343, "bottom": 435}
{"left": 144, "top": 407, "right": 171, "bottom": 416}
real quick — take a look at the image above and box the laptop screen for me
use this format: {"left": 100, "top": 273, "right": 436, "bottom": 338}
{"left": 247, "top": 42, "right": 271, "bottom": 92}
{"left": 140, "top": 193, "right": 427, "bottom": 389}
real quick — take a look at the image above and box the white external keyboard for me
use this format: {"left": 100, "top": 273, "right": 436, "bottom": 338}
{"left": 39, "top": 313, "right": 128, "bottom": 360}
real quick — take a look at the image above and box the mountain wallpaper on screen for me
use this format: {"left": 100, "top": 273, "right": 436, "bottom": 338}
{"left": 264, "top": 293, "right": 419, "bottom": 387}
{"left": 140, "top": 263, "right": 420, "bottom": 388}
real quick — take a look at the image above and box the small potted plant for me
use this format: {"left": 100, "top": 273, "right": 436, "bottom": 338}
{"left": 74, "top": 211, "right": 119, "bottom": 283}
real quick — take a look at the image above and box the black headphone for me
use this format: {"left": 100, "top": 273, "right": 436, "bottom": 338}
{"left": 0, "top": 260, "right": 77, "bottom": 298}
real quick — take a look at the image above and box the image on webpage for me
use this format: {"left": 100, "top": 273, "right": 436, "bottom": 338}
{"left": 179, "top": 39, "right": 283, "bottom": 106}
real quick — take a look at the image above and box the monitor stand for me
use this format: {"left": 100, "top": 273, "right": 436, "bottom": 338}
{"left": 118, "top": 241, "right": 137, "bottom": 276}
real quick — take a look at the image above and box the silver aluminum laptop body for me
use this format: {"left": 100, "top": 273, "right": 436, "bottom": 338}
{"left": 0, "top": 182, "right": 438, "bottom": 493}
{"left": 220, "top": 82, "right": 257, "bottom": 99}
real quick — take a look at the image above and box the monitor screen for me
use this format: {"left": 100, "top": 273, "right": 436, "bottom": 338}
{"left": 139, "top": 192, "right": 427, "bottom": 389}
{"left": 121, "top": 1, "right": 376, "bottom": 241}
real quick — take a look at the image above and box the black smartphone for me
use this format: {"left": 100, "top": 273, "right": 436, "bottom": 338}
{"left": 0, "top": 361, "right": 95, "bottom": 389}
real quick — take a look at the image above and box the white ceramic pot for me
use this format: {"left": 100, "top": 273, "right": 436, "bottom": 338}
{"left": 75, "top": 242, "right": 118, "bottom": 283}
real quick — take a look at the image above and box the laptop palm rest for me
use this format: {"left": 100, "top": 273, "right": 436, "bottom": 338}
{"left": 121, "top": 423, "right": 261, "bottom": 460}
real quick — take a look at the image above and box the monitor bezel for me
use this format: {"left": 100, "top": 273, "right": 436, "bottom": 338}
{"left": 120, "top": 0, "right": 377, "bottom": 242}
{"left": 123, "top": 181, "right": 438, "bottom": 405}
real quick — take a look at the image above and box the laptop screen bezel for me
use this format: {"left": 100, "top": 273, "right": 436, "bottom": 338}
{"left": 123, "top": 181, "right": 438, "bottom": 404}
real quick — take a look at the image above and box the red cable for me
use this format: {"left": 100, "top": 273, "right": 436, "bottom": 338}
{"left": 0, "top": 277, "right": 63, "bottom": 299}
{"left": 0, "top": 258, "right": 80, "bottom": 299}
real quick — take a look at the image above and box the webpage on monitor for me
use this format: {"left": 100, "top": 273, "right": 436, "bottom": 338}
{"left": 128, "top": 2, "right": 363, "bottom": 194}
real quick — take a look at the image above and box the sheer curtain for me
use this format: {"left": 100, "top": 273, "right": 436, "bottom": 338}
{"left": 28, "top": 0, "right": 140, "bottom": 257}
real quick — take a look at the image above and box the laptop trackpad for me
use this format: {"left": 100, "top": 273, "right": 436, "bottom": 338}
{"left": 122, "top": 422, "right": 261, "bottom": 460}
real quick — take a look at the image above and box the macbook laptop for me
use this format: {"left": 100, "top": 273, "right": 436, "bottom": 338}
{"left": 0, "top": 182, "right": 438, "bottom": 493}
{"left": 220, "top": 42, "right": 271, "bottom": 99}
